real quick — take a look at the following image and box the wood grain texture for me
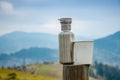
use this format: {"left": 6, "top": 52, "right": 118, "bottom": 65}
{"left": 63, "top": 65, "right": 89, "bottom": 80}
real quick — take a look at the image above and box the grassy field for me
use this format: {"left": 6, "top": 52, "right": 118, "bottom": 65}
{"left": 27, "top": 63, "right": 62, "bottom": 79}
{"left": 0, "top": 64, "right": 96, "bottom": 80}
{"left": 27, "top": 63, "right": 96, "bottom": 80}
{"left": 0, "top": 68, "right": 60, "bottom": 80}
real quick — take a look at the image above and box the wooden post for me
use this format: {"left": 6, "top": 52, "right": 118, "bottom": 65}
{"left": 63, "top": 65, "right": 89, "bottom": 80}
{"left": 58, "top": 18, "right": 92, "bottom": 80}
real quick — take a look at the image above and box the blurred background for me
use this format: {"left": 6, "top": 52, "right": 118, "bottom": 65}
{"left": 0, "top": 0, "right": 120, "bottom": 80}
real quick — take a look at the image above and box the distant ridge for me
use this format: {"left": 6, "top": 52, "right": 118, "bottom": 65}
{"left": 0, "top": 47, "right": 58, "bottom": 67}
{"left": 94, "top": 31, "right": 120, "bottom": 67}
{"left": 0, "top": 31, "right": 120, "bottom": 67}
{"left": 0, "top": 31, "right": 88, "bottom": 54}
{"left": 0, "top": 31, "right": 58, "bottom": 54}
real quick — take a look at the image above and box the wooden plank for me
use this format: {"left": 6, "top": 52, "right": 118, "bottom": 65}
{"left": 63, "top": 65, "right": 89, "bottom": 80}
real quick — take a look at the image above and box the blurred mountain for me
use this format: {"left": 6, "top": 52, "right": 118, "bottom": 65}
{"left": 0, "top": 31, "right": 120, "bottom": 67}
{"left": 0, "top": 47, "right": 58, "bottom": 67}
{"left": 0, "top": 31, "right": 88, "bottom": 54}
{"left": 94, "top": 31, "right": 120, "bottom": 66}
{"left": 0, "top": 31, "right": 58, "bottom": 54}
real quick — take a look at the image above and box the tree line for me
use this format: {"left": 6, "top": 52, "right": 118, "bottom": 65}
{"left": 89, "top": 61, "right": 120, "bottom": 80}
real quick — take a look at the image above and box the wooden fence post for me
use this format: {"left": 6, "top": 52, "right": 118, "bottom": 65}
{"left": 58, "top": 18, "right": 93, "bottom": 80}
{"left": 63, "top": 65, "right": 89, "bottom": 80}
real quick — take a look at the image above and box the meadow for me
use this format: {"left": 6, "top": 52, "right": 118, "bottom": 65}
{"left": 0, "top": 63, "right": 96, "bottom": 80}
{"left": 0, "top": 64, "right": 61, "bottom": 80}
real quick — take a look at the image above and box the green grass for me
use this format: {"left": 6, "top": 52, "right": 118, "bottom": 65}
{"left": 0, "top": 64, "right": 96, "bottom": 80}
{"left": 0, "top": 68, "right": 60, "bottom": 80}
{"left": 27, "top": 64, "right": 62, "bottom": 79}
{"left": 27, "top": 63, "right": 96, "bottom": 80}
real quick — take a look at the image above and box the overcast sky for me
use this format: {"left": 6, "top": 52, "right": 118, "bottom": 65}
{"left": 0, "top": 0, "right": 120, "bottom": 39}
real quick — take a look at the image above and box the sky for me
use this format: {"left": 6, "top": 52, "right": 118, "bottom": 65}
{"left": 0, "top": 0, "right": 120, "bottom": 39}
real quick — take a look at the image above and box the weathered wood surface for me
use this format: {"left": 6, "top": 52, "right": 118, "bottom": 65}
{"left": 63, "top": 65, "right": 89, "bottom": 80}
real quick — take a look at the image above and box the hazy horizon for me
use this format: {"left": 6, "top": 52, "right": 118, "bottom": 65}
{"left": 0, "top": 30, "right": 119, "bottom": 40}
